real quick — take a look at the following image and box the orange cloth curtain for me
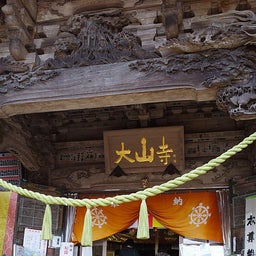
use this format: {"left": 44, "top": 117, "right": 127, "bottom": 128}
{"left": 73, "top": 192, "right": 223, "bottom": 244}
{"left": 73, "top": 200, "right": 141, "bottom": 242}
{"left": 147, "top": 193, "right": 223, "bottom": 242}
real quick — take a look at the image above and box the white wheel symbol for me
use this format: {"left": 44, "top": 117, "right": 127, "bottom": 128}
{"left": 189, "top": 203, "right": 211, "bottom": 227}
{"left": 91, "top": 207, "right": 107, "bottom": 228}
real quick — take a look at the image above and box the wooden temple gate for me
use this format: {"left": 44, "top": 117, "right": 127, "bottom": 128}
{"left": 1, "top": 0, "right": 256, "bottom": 255}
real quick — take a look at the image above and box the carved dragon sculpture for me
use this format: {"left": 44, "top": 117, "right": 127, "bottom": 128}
{"left": 129, "top": 44, "right": 256, "bottom": 120}
{"left": 0, "top": 56, "right": 29, "bottom": 75}
{"left": 0, "top": 11, "right": 156, "bottom": 93}
{"left": 157, "top": 10, "right": 256, "bottom": 56}
{"left": 216, "top": 76, "right": 256, "bottom": 120}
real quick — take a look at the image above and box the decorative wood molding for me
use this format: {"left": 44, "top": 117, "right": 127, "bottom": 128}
{"left": 0, "top": 57, "right": 217, "bottom": 118}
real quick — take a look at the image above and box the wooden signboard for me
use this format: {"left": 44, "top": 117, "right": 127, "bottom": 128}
{"left": 104, "top": 126, "right": 184, "bottom": 174}
{"left": 54, "top": 141, "right": 104, "bottom": 168}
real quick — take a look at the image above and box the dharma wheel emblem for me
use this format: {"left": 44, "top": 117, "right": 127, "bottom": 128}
{"left": 189, "top": 203, "right": 211, "bottom": 227}
{"left": 91, "top": 207, "right": 107, "bottom": 228}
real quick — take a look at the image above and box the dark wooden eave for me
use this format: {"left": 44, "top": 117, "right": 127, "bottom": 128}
{"left": 0, "top": 60, "right": 217, "bottom": 118}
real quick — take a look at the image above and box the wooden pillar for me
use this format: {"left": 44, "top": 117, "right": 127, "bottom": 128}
{"left": 1, "top": 0, "right": 36, "bottom": 60}
{"left": 155, "top": 229, "right": 159, "bottom": 256}
{"left": 236, "top": 0, "right": 251, "bottom": 10}
{"left": 208, "top": 0, "right": 222, "bottom": 15}
{"left": 161, "top": 0, "right": 182, "bottom": 40}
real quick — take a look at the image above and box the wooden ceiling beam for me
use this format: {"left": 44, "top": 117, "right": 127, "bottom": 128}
{"left": 0, "top": 60, "right": 217, "bottom": 118}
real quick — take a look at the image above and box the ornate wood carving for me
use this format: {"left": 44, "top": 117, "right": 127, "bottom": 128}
{"left": 1, "top": 43, "right": 256, "bottom": 120}
{"left": 157, "top": 10, "right": 256, "bottom": 56}
{"left": 0, "top": 56, "right": 59, "bottom": 93}
{"left": 0, "top": 56, "right": 29, "bottom": 74}
{"left": 129, "top": 45, "right": 256, "bottom": 120}
{"left": 216, "top": 77, "right": 256, "bottom": 120}
{"left": 130, "top": 46, "right": 252, "bottom": 86}
{"left": 42, "top": 12, "right": 156, "bottom": 70}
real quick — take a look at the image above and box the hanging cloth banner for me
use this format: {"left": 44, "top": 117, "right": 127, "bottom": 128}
{"left": 0, "top": 192, "right": 18, "bottom": 256}
{"left": 73, "top": 199, "right": 141, "bottom": 243}
{"left": 73, "top": 191, "right": 223, "bottom": 243}
{"left": 244, "top": 195, "right": 256, "bottom": 256}
{"left": 147, "top": 193, "right": 223, "bottom": 242}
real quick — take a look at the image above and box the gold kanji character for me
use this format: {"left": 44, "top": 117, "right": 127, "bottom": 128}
{"left": 135, "top": 137, "right": 154, "bottom": 163}
{"left": 115, "top": 142, "right": 135, "bottom": 163}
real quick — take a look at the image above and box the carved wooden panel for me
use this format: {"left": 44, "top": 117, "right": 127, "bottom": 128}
{"left": 185, "top": 130, "right": 245, "bottom": 157}
{"left": 45, "top": 128, "right": 252, "bottom": 192}
{"left": 55, "top": 140, "right": 104, "bottom": 168}
{"left": 54, "top": 130, "right": 245, "bottom": 170}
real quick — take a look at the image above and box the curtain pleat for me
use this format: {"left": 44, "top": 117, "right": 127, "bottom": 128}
{"left": 217, "top": 189, "right": 231, "bottom": 256}
{"left": 63, "top": 206, "right": 77, "bottom": 242}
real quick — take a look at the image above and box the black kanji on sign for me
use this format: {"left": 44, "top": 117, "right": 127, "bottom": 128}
{"left": 247, "top": 214, "right": 256, "bottom": 226}
{"left": 247, "top": 231, "right": 255, "bottom": 243}
{"left": 247, "top": 249, "right": 255, "bottom": 256}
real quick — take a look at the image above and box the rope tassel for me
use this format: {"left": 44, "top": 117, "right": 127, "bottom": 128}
{"left": 41, "top": 204, "right": 52, "bottom": 240}
{"left": 137, "top": 199, "right": 149, "bottom": 239}
{"left": 81, "top": 207, "right": 92, "bottom": 247}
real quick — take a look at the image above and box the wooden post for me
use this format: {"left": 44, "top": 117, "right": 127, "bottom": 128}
{"left": 155, "top": 229, "right": 159, "bottom": 256}
{"left": 161, "top": 0, "right": 182, "bottom": 39}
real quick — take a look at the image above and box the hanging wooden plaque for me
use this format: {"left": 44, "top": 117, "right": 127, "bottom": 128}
{"left": 104, "top": 126, "right": 184, "bottom": 174}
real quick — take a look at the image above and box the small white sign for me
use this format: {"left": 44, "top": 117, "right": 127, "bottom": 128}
{"left": 13, "top": 244, "right": 24, "bottom": 256}
{"left": 59, "top": 242, "right": 74, "bottom": 256}
{"left": 23, "top": 228, "right": 47, "bottom": 256}
{"left": 50, "top": 236, "right": 62, "bottom": 248}
{"left": 244, "top": 196, "right": 256, "bottom": 256}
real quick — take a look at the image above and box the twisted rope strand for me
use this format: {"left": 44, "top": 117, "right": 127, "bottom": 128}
{"left": 0, "top": 131, "right": 255, "bottom": 207}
